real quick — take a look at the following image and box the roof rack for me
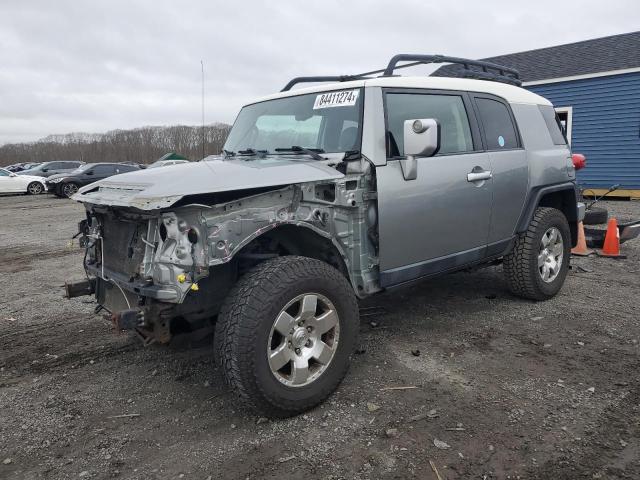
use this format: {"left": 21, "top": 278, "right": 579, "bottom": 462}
{"left": 280, "top": 54, "right": 521, "bottom": 91}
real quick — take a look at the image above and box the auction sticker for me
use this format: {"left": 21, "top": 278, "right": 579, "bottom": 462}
{"left": 313, "top": 89, "right": 359, "bottom": 109}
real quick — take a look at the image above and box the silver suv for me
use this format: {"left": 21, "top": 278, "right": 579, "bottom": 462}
{"left": 67, "top": 55, "right": 585, "bottom": 417}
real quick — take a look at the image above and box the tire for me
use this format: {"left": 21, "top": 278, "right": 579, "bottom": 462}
{"left": 61, "top": 182, "right": 79, "bottom": 198}
{"left": 583, "top": 206, "right": 608, "bottom": 225}
{"left": 503, "top": 207, "right": 571, "bottom": 301}
{"left": 214, "top": 256, "right": 359, "bottom": 417}
{"left": 27, "top": 182, "right": 44, "bottom": 195}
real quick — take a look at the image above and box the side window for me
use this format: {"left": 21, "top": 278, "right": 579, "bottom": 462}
{"left": 0, "top": 169, "right": 10, "bottom": 177}
{"left": 92, "top": 165, "right": 116, "bottom": 175}
{"left": 386, "top": 93, "right": 474, "bottom": 156}
{"left": 116, "top": 165, "right": 138, "bottom": 173}
{"left": 539, "top": 105, "right": 568, "bottom": 145}
{"left": 475, "top": 98, "right": 520, "bottom": 150}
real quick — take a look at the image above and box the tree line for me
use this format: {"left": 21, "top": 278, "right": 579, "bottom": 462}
{"left": 0, "top": 124, "right": 232, "bottom": 167}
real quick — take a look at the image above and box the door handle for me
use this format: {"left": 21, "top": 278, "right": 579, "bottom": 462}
{"left": 467, "top": 170, "right": 492, "bottom": 182}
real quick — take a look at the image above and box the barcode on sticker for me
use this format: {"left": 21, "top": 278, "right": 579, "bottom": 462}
{"left": 313, "top": 90, "right": 359, "bottom": 109}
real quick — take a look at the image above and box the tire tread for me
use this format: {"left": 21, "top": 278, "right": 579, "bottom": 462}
{"left": 503, "top": 207, "right": 569, "bottom": 301}
{"left": 214, "top": 256, "right": 358, "bottom": 417}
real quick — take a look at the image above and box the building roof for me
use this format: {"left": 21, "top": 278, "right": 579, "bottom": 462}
{"left": 255, "top": 76, "right": 551, "bottom": 106}
{"left": 432, "top": 31, "right": 640, "bottom": 83}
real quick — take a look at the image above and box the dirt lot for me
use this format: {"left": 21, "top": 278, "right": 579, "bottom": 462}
{"left": 0, "top": 194, "right": 639, "bottom": 480}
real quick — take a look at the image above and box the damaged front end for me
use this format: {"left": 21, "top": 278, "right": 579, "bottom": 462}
{"left": 66, "top": 158, "right": 381, "bottom": 344}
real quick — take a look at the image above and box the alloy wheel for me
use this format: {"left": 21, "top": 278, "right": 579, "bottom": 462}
{"left": 28, "top": 183, "right": 43, "bottom": 194}
{"left": 63, "top": 183, "right": 78, "bottom": 197}
{"left": 538, "top": 227, "right": 564, "bottom": 283}
{"left": 267, "top": 293, "right": 340, "bottom": 387}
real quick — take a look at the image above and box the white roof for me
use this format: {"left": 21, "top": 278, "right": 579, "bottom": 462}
{"left": 255, "top": 76, "right": 551, "bottom": 106}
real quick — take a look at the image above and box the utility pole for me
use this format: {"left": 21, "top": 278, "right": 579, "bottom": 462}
{"left": 201, "top": 60, "right": 205, "bottom": 160}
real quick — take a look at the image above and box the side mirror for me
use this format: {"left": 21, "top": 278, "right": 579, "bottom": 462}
{"left": 42, "top": 168, "right": 49, "bottom": 172}
{"left": 400, "top": 118, "right": 440, "bottom": 181}
{"left": 85, "top": 170, "right": 93, "bottom": 175}
{"left": 10, "top": 173, "right": 17, "bottom": 177}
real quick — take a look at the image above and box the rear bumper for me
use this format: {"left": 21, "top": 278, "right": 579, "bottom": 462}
{"left": 577, "top": 202, "right": 586, "bottom": 222}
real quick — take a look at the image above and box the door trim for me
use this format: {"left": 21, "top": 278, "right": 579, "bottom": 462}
{"left": 380, "top": 244, "right": 487, "bottom": 288}
{"left": 380, "top": 237, "right": 515, "bottom": 288}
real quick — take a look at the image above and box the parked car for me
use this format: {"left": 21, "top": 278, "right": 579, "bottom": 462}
{"left": 18, "top": 160, "right": 83, "bottom": 178}
{"left": 147, "top": 159, "right": 189, "bottom": 169}
{"left": 46, "top": 163, "right": 142, "bottom": 197}
{"left": 0, "top": 167, "right": 47, "bottom": 195}
{"left": 5, "top": 162, "right": 41, "bottom": 172}
{"left": 66, "top": 54, "right": 585, "bottom": 417}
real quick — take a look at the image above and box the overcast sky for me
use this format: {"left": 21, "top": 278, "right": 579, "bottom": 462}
{"left": 0, "top": 0, "right": 637, "bottom": 145}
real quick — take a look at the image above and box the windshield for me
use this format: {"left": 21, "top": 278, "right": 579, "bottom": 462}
{"left": 27, "top": 163, "right": 46, "bottom": 171}
{"left": 224, "top": 88, "right": 363, "bottom": 156}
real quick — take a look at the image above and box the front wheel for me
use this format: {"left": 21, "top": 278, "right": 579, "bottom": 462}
{"left": 503, "top": 207, "right": 571, "bottom": 300}
{"left": 214, "top": 256, "right": 359, "bottom": 417}
{"left": 61, "top": 182, "right": 79, "bottom": 198}
{"left": 27, "top": 182, "right": 44, "bottom": 195}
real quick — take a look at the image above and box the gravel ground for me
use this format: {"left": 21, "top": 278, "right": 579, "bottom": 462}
{"left": 1, "top": 194, "right": 639, "bottom": 480}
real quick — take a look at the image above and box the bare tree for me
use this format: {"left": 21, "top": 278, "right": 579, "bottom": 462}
{"left": 0, "top": 124, "right": 231, "bottom": 166}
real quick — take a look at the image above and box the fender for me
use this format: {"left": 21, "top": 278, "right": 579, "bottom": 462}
{"left": 516, "top": 182, "right": 579, "bottom": 234}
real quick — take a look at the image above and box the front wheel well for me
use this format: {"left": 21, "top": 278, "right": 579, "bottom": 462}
{"left": 234, "top": 225, "right": 349, "bottom": 280}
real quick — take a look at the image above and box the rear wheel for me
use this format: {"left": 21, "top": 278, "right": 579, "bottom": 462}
{"left": 503, "top": 207, "right": 571, "bottom": 300}
{"left": 27, "top": 182, "right": 44, "bottom": 195}
{"left": 214, "top": 256, "right": 359, "bottom": 417}
{"left": 62, "top": 182, "right": 79, "bottom": 198}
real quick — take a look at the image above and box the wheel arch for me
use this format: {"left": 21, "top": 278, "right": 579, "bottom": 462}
{"left": 230, "top": 223, "right": 353, "bottom": 288}
{"left": 516, "top": 183, "right": 579, "bottom": 247}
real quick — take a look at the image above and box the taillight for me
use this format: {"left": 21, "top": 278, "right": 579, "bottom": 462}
{"left": 572, "top": 153, "right": 586, "bottom": 171}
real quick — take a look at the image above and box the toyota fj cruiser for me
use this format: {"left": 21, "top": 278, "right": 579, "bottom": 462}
{"left": 66, "top": 54, "right": 585, "bottom": 417}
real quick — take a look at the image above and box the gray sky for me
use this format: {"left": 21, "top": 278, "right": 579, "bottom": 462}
{"left": 1, "top": 0, "right": 637, "bottom": 145}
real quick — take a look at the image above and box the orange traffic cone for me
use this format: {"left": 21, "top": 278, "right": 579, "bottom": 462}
{"left": 571, "top": 221, "right": 593, "bottom": 256}
{"left": 597, "top": 218, "right": 626, "bottom": 258}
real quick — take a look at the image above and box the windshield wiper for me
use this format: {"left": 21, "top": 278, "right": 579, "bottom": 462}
{"left": 274, "top": 146, "right": 326, "bottom": 161}
{"left": 237, "top": 148, "right": 268, "bottom": 157}
{"left": 223, "top": 148, "right": 268, "bottom": 158}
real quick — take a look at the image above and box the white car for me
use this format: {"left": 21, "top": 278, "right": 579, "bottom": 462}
{"left": 0, "top": 167, "right": 47, "bottom": 195}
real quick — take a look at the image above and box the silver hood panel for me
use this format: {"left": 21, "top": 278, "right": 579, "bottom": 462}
{"left": 73, "top": 156, "right": 344, "bottom": 210}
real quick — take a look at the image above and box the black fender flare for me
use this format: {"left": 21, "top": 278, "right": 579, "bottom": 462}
{"left": 516, "top": 182, "right": 579, "bottom": 244}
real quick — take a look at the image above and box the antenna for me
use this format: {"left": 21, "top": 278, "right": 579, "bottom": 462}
{"left": 201, "top": 60, "right": 205, "bottom": 160}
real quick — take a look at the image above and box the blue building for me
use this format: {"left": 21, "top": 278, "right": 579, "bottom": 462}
{"left": 434, "top": 32, "right": 640, "bottom": 198}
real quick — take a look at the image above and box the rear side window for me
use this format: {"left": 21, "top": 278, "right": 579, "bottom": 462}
{"left": 385, "top": 93, "right": 474, "bottom": 156}
{"left": 116, "top": 165, "right": 138, "bottom": 173}
{"left": 92, "top": 165, "right": 116, "bottom": 175}
{"left": 539, "top": 105, "right": 568, "bottom": 145}
{"left": 475, "top": 98, "right": 520, "bottom": 150}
